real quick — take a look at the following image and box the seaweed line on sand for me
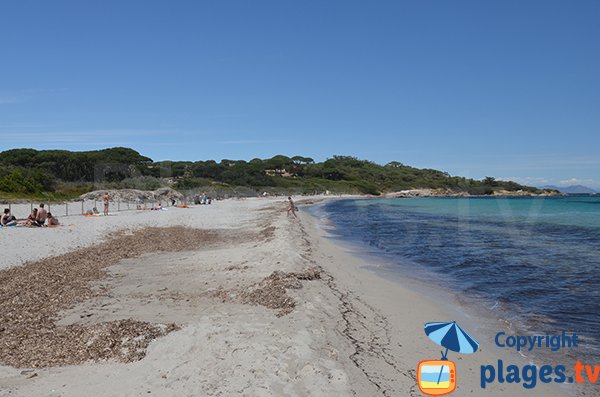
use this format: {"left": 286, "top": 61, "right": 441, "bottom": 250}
{"left": 0, "top": 226, "right": 244, "bottom": 368}
{"left": 212, "top": 267, "right": 321, "bottom": 317}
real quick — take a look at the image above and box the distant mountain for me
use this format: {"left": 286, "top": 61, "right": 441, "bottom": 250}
{"left": 541, "top": 185, "right": 598, "bottom": 194}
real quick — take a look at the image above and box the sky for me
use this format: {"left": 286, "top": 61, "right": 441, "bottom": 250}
{"left": 1, "top": 1, "right": 599, "bottom": 188}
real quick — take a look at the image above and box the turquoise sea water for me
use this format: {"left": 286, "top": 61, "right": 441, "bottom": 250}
{"left": 314, "top": 196, "right": 600, "bottom": 357}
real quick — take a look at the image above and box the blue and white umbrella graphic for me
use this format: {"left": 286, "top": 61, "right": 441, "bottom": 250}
{"left": 424, "top": 321, "right": 479, "bottom": 384}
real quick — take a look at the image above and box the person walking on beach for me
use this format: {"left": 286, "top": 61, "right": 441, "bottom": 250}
{"left": 35, "top": 203, "right": 47, "bottom": 226}
{"left": 287, "top": 196, "right": 297, "bottom": 218}
{"left": 103, "top": 192, "right": 110, "bottom": 216}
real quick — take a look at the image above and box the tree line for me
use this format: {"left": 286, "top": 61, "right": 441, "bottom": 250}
{"left": 0, "top": 147, "right": 542, "bottom": 196}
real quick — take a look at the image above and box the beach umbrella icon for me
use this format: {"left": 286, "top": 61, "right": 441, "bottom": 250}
{"left": 424, "top": 321, "right": 479, "bottom": 385}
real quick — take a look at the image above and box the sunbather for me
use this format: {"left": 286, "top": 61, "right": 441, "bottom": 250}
{"left": 1, "top": 208, "right": 17, "bottom": 227}
{"left": 18, "top": 208, "right": 39, "bottom": 226}
{"left": 46, "top": 212, "right": 60, "bottom": 227}
{"left": 84, "top": 207, "right": 100, "bottom": 216}
{"left": 35, "top": 203, "right": 47, "bottom": 226}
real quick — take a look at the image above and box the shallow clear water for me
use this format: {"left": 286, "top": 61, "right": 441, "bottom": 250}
{"left": 315, "top": 196, "right": 600, "bottom": 355}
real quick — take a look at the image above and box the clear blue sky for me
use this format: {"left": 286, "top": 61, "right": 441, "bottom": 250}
{"left": 1, "top": 1, "right": 599, "bottom": 188}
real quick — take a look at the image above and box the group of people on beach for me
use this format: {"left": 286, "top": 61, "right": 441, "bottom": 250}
{"left": 3, "top": 194, "right": 296, "bottom": 228}
{"left": 1, "top": 203, "right": 60, "bottom": 228}
{"left": 194, "top": 192, "right": 212, "bottom": 205}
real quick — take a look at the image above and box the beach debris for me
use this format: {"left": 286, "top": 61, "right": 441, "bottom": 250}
{"left": 259, "top": 226, "right": 276, "bottom": 240}
{"left": 0, "top": 227, "right": 225, "bottom": 368}
{"left": 240, "top": 267, "right": 321, "bottom": 317}
{"left": 292, "top": 267, "right": 321, "bottom": 281}
{"left": 210, "top": 287, "right": 231, "bottom": 303}
{"left": 224, "top": 264, "right": 250, "bottom": 271}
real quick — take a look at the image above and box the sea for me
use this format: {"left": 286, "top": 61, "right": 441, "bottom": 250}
{"left": 309, "top": 196, "right": 600, "bottom": 361}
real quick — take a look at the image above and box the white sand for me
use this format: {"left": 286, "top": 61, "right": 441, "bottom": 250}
{"left": 0, "top": 200, "right": 261, "bottom": 270}
{"left": 0, "top": 197, "right": 576, "bottom": 396}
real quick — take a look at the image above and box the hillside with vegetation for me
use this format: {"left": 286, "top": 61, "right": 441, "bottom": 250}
{"left": 0, "top": 147, "right": 547, "bottom": 198}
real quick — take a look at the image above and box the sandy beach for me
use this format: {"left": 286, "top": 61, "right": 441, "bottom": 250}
{"left": 0, "top": 197, "right": 576, "bottom": 396}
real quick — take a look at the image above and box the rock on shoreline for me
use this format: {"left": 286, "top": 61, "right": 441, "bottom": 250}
{"left": 383, "top": 188, "right": 562, "bottom": 198}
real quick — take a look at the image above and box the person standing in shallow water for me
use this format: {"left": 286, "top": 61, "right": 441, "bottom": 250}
{"left": 287, "top": 196, "right": 297, "bottom": 218}
{"left": 103, "top": 192, "right": 110, "bottom": 216}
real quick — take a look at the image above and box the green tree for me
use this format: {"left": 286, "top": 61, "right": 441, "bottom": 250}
{"left": 482, "top": 176, "right": 497, "bottom": 186}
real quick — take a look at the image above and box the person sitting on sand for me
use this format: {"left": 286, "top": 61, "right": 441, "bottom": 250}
{"left": 287, "top": 197, "right": 297, "bottom": 218}
{"left": 1, "top": 208, "right": 17, "bottom": 227}
{"left": 46, "top": 212, "right": 60, "bottom": 227}
{"left": 18, "top": 208, "right": 38, "bottom": 226}
{"left": 35, "top": 203, "right": 47, "bottom": 226}
{"left": 85, "top": 207, "right": 100, "bottom": 216}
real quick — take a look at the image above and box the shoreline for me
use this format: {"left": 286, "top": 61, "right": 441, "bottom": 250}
{"left": 298, "top": 206, "right": 576, "bottom": 396}
{"left": 304, "top": 199, "right": 551, "bottom": 353}
{"left": 306, "top": 196, "right": 600, "bottom": 366}
{"left": 0, "top": 197, "right": 577, "bottom": 395}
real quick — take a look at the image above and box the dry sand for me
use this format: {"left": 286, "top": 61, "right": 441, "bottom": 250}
{"left": 0, "top": 197, "right": 578, "bottom": 396}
